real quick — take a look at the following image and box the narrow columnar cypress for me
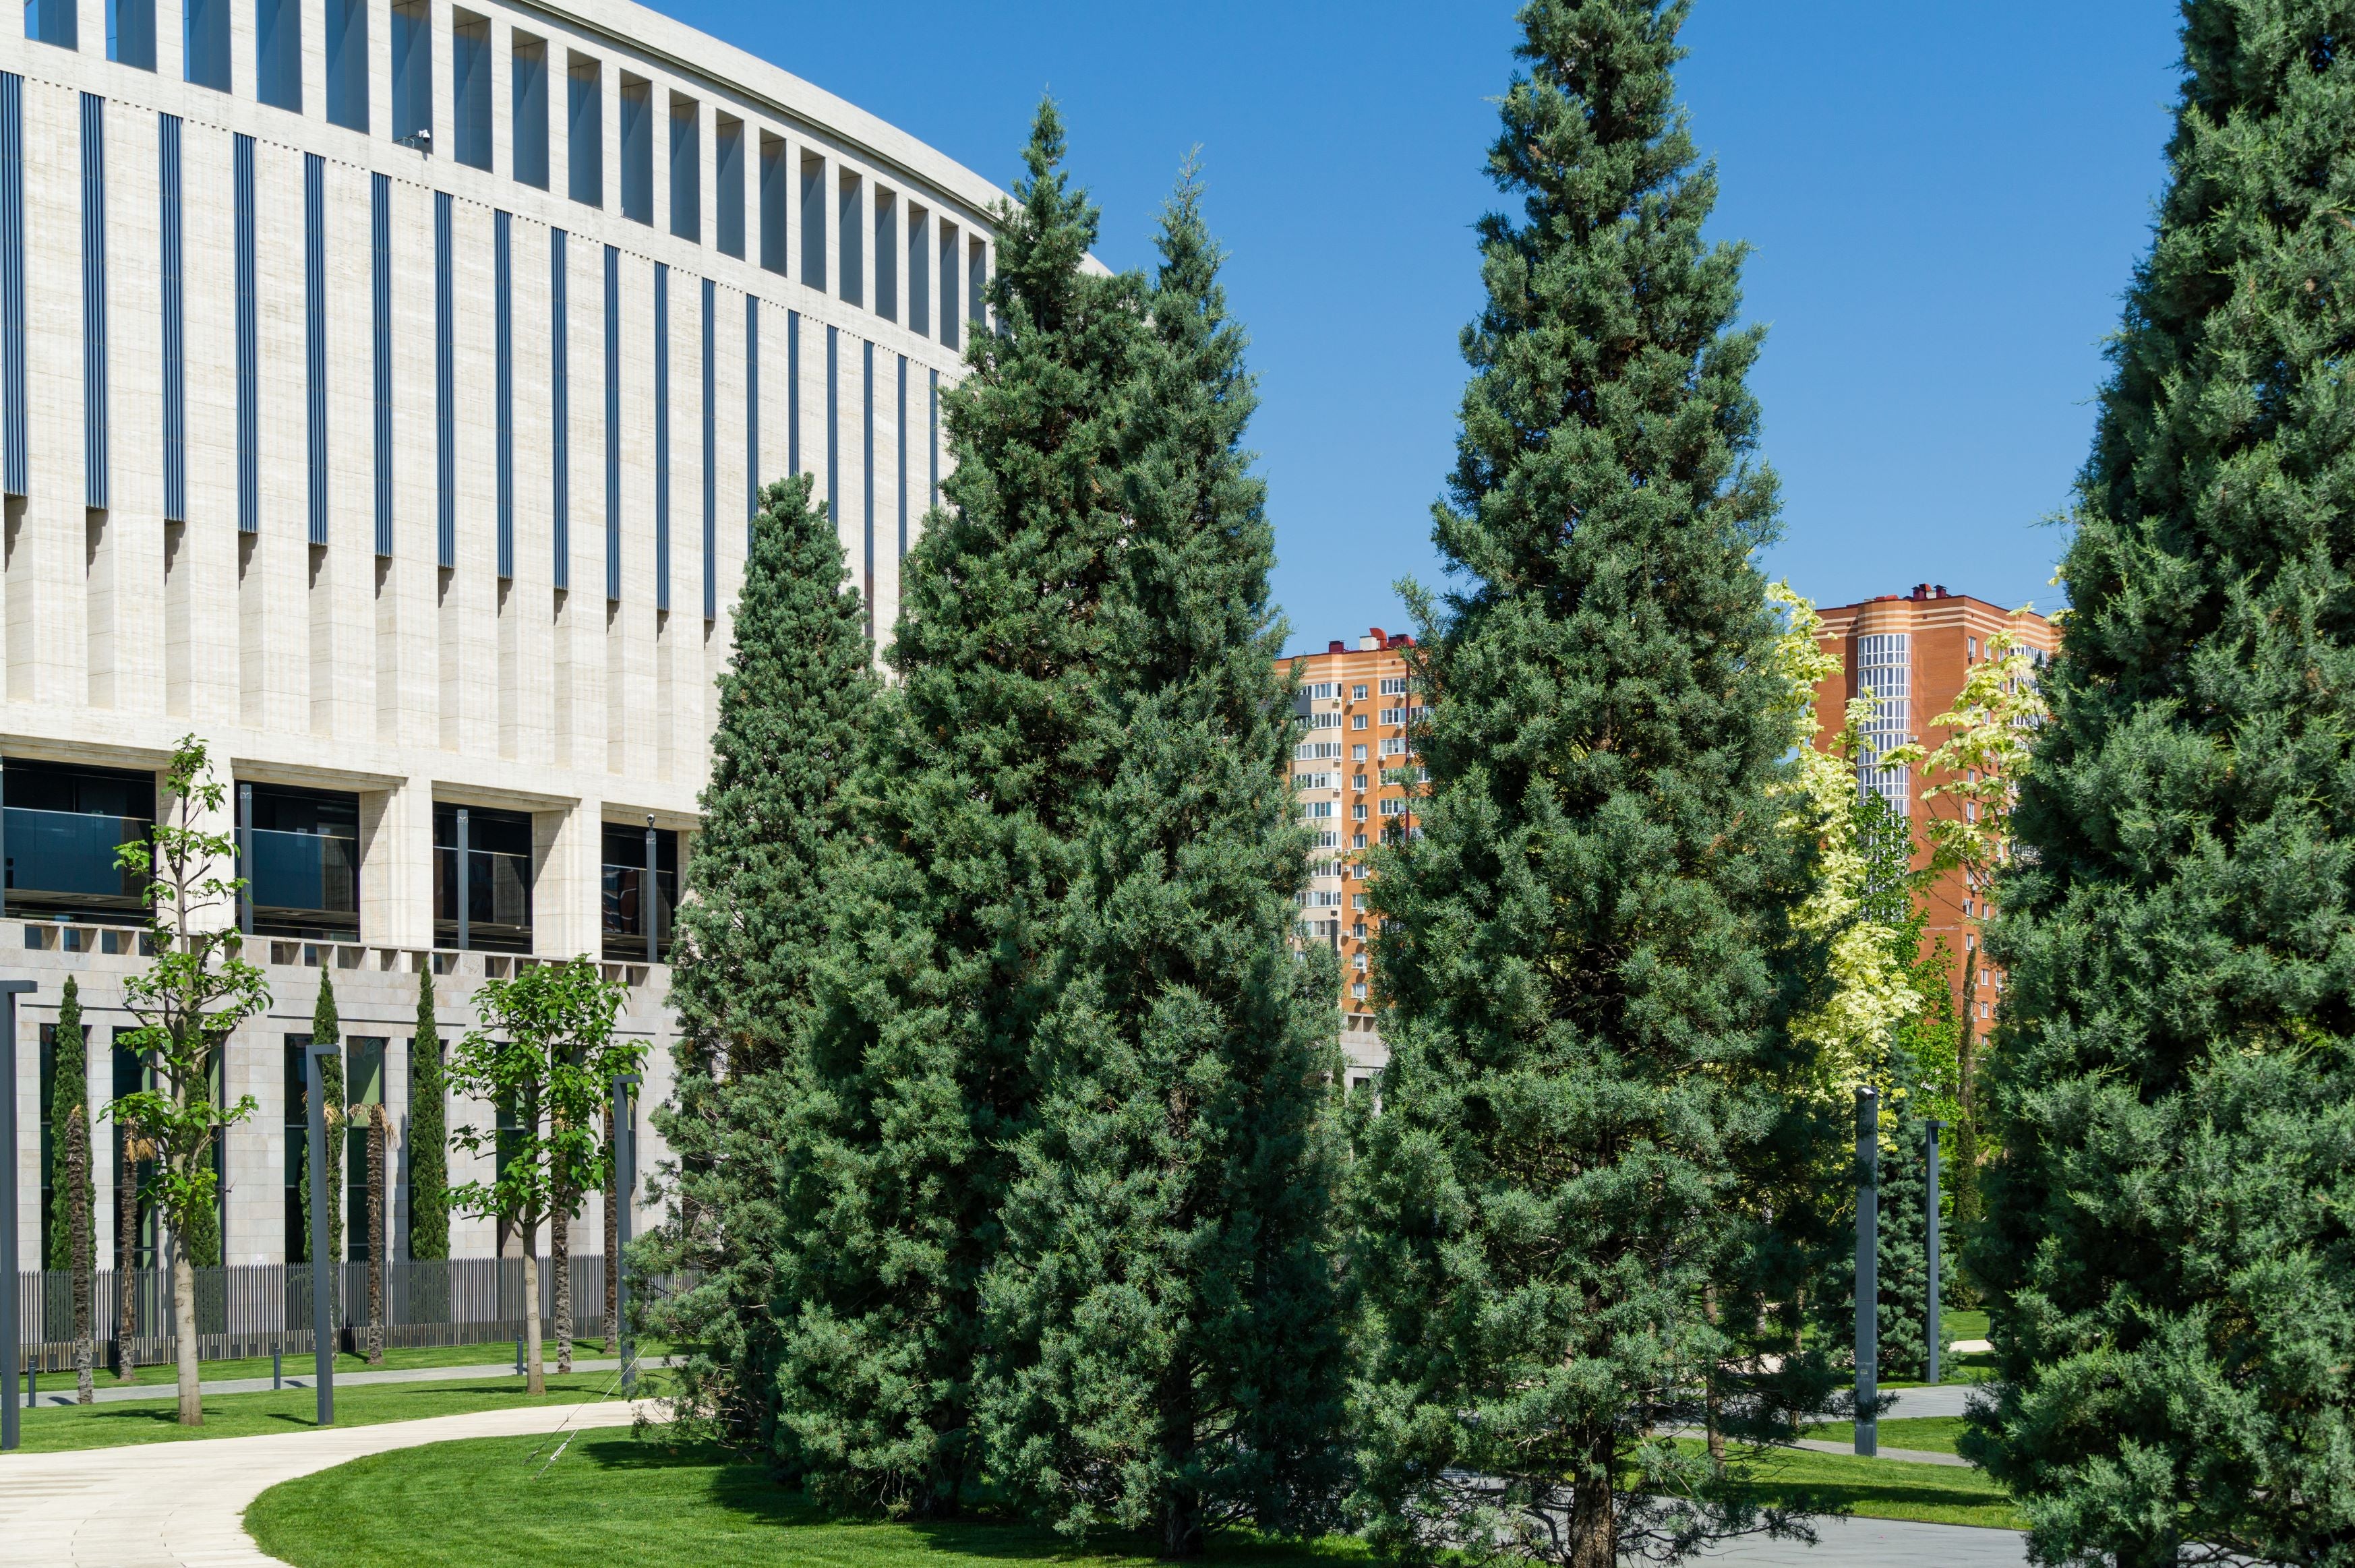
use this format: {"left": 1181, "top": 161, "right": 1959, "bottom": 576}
{"left": 974, "top": 166, "right": 1348, "bottom": 1557}
{"left": 309, "top": 973, "right": 343, "bottom": 1270}
{"left": 641, "top": 470, "right": 877, "bottom": 1448}
{"left": 1351, "top": 5, "right": 1830, "bottom": 1564}
{"left": 47, "top": 975, "right": 94, "bottom": 1270}
{"left": 1965, "top": 7, "right": 2355, "bottom": 1563}
{"left": 776, "top": 99, "right": 1145, "bottom": 1515}
{"left": 408, "top": 968, "right": 448, "bottom": 1261}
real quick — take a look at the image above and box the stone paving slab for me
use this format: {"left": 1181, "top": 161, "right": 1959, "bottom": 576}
{"left": 0, "top": 1395, "right": 653, "bottom": 1566}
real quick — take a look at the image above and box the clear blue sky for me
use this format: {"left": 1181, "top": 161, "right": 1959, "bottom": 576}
{"left": 657, "top": 0, "right": 2182, "bottom": 651}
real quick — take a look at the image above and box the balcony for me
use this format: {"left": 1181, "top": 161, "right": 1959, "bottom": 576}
{"left": 601, "top": 862, "right": 676, "bottom": 962}
{"left": 246, "top": 827, "right": 359, "bottom": 939}
{"left": 433, "top": 846, "right": 535, "bottom": 954}
{"left": 3, "top": 805, "right": 150, "bottom": 925}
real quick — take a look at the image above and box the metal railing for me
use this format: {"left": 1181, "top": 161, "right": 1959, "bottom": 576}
{"left": 11, "top": 1256, "right": 618, "bottom": 1373}
{"left": 2, "top": 806, "right": 150, "bottom": 918}
{"left": 247, "top": 826, "right": 360, "bottom": 936}
{"left": 600, "top": 863, "right": 676, "bottom": 961}
{"left": 432, "top": 846, "right": 535, "bottom": 953}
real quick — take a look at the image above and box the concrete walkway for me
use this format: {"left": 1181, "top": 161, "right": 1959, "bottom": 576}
{"left": 1694, "top": 1514, "right": 2027, "bottom": 1565}
{"left": 1880, "top": 1382, "right": 1983, "bottom": 1420}
{"left": 0, "top": 1394, "right": 655, "bottom": 1566}
{"left": 24, "top": 1356, "right": 626, "bottom": 1407}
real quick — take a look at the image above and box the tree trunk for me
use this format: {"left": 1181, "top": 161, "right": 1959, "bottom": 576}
{"left": 366, "top": 1108, "right": 387, "bottom": 1365}
{"left": 603, "top": 1108, "right": 620, "bottom": 1353}
{"left": 66, "top": 1115, "right": 92, "bottom": 1404}
{"left": 172, "top": 1248, "right": 202, "bottom": 1425}
{"left": 1566, "top": 1428, "right": 1615, "bottom": 1568}
{"left": 115, "top": 1137, "right": 138, "bottom": 1381}
{"left": 552, "top": 1196, "right": 573, "bottom": 1373}
{"left": 1956, "top": 961, "right": 1981, "bottom": 1239}
{"left": 1703, "top": 1281, "right": 1725, "bottom": 1465}
{"left": 523, "top": 1240, "right": 545, "bottom": 1395}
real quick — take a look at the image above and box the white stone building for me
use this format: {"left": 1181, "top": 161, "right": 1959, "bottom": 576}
{"left": 1, "top": 0, "right": 996, "bottom": 1275}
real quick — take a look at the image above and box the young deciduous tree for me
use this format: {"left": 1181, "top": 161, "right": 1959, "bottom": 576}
{"left": 448, "top": 957, "right": 636, "bottom": 1395}
{"left": 1962, "top": 7, "right": 2355, "bottom": 1562}
{"left": 47, "top": 975, "right": 96, "bottom": 1404}
{"left": 1350, "top": 6, "right": 1835, "bottom": 1563}
{"left": 108, "top": 737, "right": 269, "bottom": 1426}
{"left": 773, "top": 100, "right": 1145, "bottom": 1513}
{"left": 974, "top": 164, "right": 1348, "bottom": 1558}
{"left": 642, "top": 471, "right": 876, "bottom": 1444}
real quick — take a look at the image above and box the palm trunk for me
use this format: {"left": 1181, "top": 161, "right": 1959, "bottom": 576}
{"left": 66, "top": 1115, "right": 92, "bottom": 1404}
{"left": 603, "top": 1109, "right": 620, "bottom": 1353}
{"left": 172, "top": 1248, "right": 201, "bottom": 1424}
{"left": 1567, "top": 1428, "right": 1616, "bottom": 1568}
{"left": 522, "top": 1239, "right": 545, "bottom": 1395}
{"left": 366, "top": 1108, "right": 387, "bottom": 1365}
{"left": 552, "top": 1197, "right": 573, "bottom": 1373}
{"left": 115, "top": 1137, "right": 138, "bottom": 1381}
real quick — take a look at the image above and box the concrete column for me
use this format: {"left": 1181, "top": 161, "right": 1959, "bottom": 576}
{"left": 359, "top": 781, "right": 431, "bottom": 950}
{"left": 532, "top": 796, "right": 599, "bottom": 960}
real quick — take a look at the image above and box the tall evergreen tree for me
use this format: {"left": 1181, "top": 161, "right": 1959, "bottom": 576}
{"left": 643, "top": 471, "right": 877, "bottom": 1445}
{"left": 307, "top": 973, "right": 343, "bottom": 1269}
{"left": 773, "top": 99, "right": 1145, "bottom": 1514}
{"left": 49, "top": 975, "right": 96, "bottom": 1403}
{"left": 1351, "top": 5, "right": 1830, "bottom": 1563}
{"left": 409, "top": 967, "right": 448, "bottom": 1261}
{"left": 974, "top": 166, "right": 1348, "bottom": 1558}
{"left": 1966, "top": 7, "right": 2355, "bottom": 1563}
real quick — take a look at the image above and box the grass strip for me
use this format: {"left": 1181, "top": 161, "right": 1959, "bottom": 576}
{"left": 1798, "top": 1416, "right": 1968, "bottom": 1455}
{"left": 63, "top": 1335, "right": 662, "bottom": 1389}
{"left": 15, "top": 1372, "right": 649, "bottom": 1452}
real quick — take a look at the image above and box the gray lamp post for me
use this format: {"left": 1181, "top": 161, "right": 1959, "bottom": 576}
{"left": 612, "top": 1072, "right": 638, "bottom": 1395}
{"left": 0, "top": 978, "right": 37, "bottom": 1451}
{"left": 305, "top": 1038, "right": 341, "bottom": 1426}
{"left": 1854, "top": 1086, "right": 1879, "bottom": 1457}
{"left": 1926, "top": 1117, "right": 1944, "bottom": 1387}
{"left": 643, "top": 816, "right": 657, "bottom": 965}
{"left": 454, "top": 807, "right": 471, "bottom": 954}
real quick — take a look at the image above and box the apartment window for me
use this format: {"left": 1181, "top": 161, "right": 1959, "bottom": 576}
{"left": 80, "top": 94, "right": 105, "bottom": 512}
{"left": 0, "top": 73, "right": 18, "bottom": 500}
{"left": 653, "top": 263, "right": 669, "bottom": 611}
{"left": 1351, "top": 744, "right": 1367, "bottom": 762}
{"left": 1351, "top": 684, "right": 1367, "bottom": 701}
{"left": 26, "top": 0, "right": 73, "bottom": 48}
{"left": 756, "top": 131, "right": 786, "bottom": 273}
{"left": 435, "top": 191, "right": 454, "bottom": 568}
{"left": 1352, "top": 714, "right": 1367, "bottom": 731}
{"left": 702, "top": 278, "right": 715, "bottom": 620}
{"left": 798, "top": 153, "right": 825, "bottom": 288}
{"left": 234, "top": 133, "right": 257, "bottom": 532}
{"left": 510, "top": 34, "right": 548, "bottom": 189}
{"left": 390, "top": 1, "right": 430, "bottom": 150}
{"left": 968, "top": 236, "right": 986, "bottom": 330}
{"left": 938, "top": 220, "right": 957, "bottom": 350}
{"left": 108, "top": 0, "right": 154, "bottom": 68}
{"left": 566, "top": 55, "right": 601, "bottom": 206}
{"left": 256, "top": 0, "right": 299, "bottom": 111}
{"left": 618, "top": 75, "right": 651, "bottom": 225}
{"left": 873, "top": 188, "right": 897, "bottom": 322}
{"left": 667, "top": 94, "right": 698, "bottom": 241}
{"left": 1967, "top": 635, "right": 1979, "bottom": 661}
{"left": 1303, "top": 802, "right": 1333, "bottom": 820}
{"left": 322, "top": 0, "right": 365, "bottom": 129}
{"left": 495, "top": 209, "right": 512, "bottom": 579}
{"left": 601, "top": 823, "right": 676, "bottom": 962}
{"left": 1380, "top": 676, "right": 1407, "bottom": 696}
{"left": 1353, "top": 833, "right": 1367, "bottom": 850}
{"left": 160, "top": 113, "right": 183, "bottom": 520}
{"left": 452, "top": 11, "right": 491, "bottom": 171}
{"left": 183, "top": 0, "right": 227, "bottom": 88}
{"left": 907, "top": 206, "right": 930, "bottom": 337}
{"left": 371, "top": 173, "right": 391, "bottom": 555}
{"left": 551, "top": 228, "right": 568, "bottom": 586}
{"left": 837, "top": 170, "right": 862, "bottom": 306}
{"left": 243, "top": 783, "right": 359, "bottom": 938}
{"left": 433, "top": 804, "right": 535, "bottom": 953}
{"left": 714, "top": 115, "right": 743, "bottom": 258}
{"left": 303, "top": 152, "right": 325, "bottom": 545}
{"left": 1856, "top": 631, "right": 1912, "bottom": 815}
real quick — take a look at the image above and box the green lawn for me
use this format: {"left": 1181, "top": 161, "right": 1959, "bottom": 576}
{"left": 248, "top": 1434, "right": 1369, "bottom": 1568}
{"left": 15, "top": 1372, "right": 647, "bottom": 1452}
{"left": 1708, "top": 1441, "right": 2023, "bottom": 1530}
{"left": 1799, "top": 1416, "right": 1967, "bottom": 1455}
{"left": 69, "top": 1335, "right": 653, "bottom": 1389}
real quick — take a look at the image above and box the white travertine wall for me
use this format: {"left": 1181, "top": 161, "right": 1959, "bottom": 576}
{"left": 2, "top": 0, "right": 997, "bottom": 1270}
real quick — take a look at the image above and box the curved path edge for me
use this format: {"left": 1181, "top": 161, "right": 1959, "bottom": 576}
{"left": 0, "top": 1395, "right": 655, "bottom": 1566}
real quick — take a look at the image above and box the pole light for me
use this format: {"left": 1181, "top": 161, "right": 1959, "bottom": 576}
{"left": 305, "top": 1038, "right": 341, "bottom": 1427}
{"left": 612, "top": 1072, "right": 638, "bottom": 1395}
{"left": 454, "top": 807, "right": 471, "bottom": 954}
{"left": 0, "top": 978, "right": 37, "bottom": 1451}
{"left": 1854, "top": 1087, "right": 1878, "bottom": 1458}
{"left": 643, "top": 816, "right": 657, "bottom": 966}
{"left": 1926, "top": 1118, "right": 1943, "bottom": 1388}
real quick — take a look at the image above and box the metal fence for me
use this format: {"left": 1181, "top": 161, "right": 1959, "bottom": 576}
{"left": 11, "top": 1256, "right": 612, "bottom": 1373}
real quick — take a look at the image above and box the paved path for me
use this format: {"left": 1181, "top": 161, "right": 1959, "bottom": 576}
{"left": 1881, "top": 1382, "right": 1981, "bottom": 1420}
{"left": 0, "top": 1394, "right": 655, "bottom": 1566}
{"left": 24, "top": 1356, "right": 626, "bottom": 1407}
{"left": 1694, "top": 1515, "right": 2027, "bottom": 1565}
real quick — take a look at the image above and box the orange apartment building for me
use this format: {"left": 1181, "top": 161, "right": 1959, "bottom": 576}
{"left": 1282, "top": 627, "right": 1423, "bottom": 1085}
{"left": 1811, "top": 584, "right": 2058, "bottom": 1023}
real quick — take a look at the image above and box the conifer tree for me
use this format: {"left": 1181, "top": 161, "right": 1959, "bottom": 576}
{"left": 642, "top": 471, "right": 876, "bottom": 1444}
{"left": 1965, "top": 8, "right": 2355, "bottom": 1562}
{"left": 974, "top": 165, "right": 1347, "bottom": 1557}
{"left": 48, "top": 975, "right": 96, "bottom": 1403}
{"left": 773, "top": 99, "right": 1145, "bottom": 1514}
{"left": 306, "top": 973, "right": 343, "bottom": 1270}
{"left": 1351, "top": 5, "right": 1830, "bottom": 1563}
{"left": 409, "top": 968, "right": 448, "bottom": 1261}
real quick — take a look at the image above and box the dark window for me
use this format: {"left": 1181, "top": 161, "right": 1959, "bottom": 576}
{"left": 714, "top": 115, "right": 743, "bottom": 258}
{"left": 2, "top": 757, "right": 154, "bottom": 925}
{"left": 256, "top": 0, "right": 300, "bottom": 112}
{"left": 601, "top": 822, "right": 676, "bottom": 961}
{"left": 241, "top": 783, "right": 359, "bottom": 938}
{"left": 618, "top": 76, "right": 651, "bottom": 225}
{"left": 510, "top": 34, "right": 548, "bottom": 189}
{"left": 183, "top": 0, "right": 229, "bottom": 90}
{"left": 452, "top": 9, "right": 491, "bottom": 170}
{"left": 109, "top": 0, "right": 155, "bottom": 69}
{"left": 566, "top": 55, "right": 601, "bottom": 207}
{"left": 324, "top": 0, "right": 365, "bottom": 130}
{"left": 667, "top": 93, "right": 698, "bottom": 241}
{"left": 390, "top": 0, "right": 431, "bottom": 150}
{"left": 434, "top": 804, "right": 534, "bottom": 953}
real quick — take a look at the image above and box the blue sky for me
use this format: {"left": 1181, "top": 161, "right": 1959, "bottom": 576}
{"left": 657, "top": 0, "right": 2183, "bottom": 651}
